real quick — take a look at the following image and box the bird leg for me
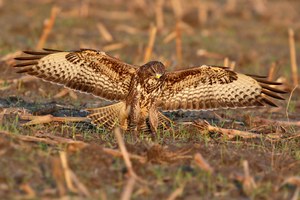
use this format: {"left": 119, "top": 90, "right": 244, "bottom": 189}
{"left": 149, "top": 106, "right": 158, "bottom": 136}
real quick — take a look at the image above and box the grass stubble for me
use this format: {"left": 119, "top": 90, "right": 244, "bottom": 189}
{"left": 0, "top": 0, "right": 300, "bottom": 199}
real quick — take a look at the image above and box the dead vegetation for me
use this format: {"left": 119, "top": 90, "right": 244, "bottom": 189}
{"left": 0, "top": 0, "right": 300, "bottom": 199}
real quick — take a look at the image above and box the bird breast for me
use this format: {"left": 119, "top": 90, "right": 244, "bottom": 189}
{"left": 134, "top": 78, "right": 163, "bottom": 108}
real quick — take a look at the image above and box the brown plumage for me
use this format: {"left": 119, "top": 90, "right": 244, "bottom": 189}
{"left": 14, "top": 49, "right": 286, "bottom": 134}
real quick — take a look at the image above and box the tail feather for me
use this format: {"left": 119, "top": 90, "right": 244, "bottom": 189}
{"left": 87, "top": 102, "right": 127, "bottom": 130}
{"left": 87, "top": 103, "right": 173, "bottom": 133}
{"left": 158, "top": 112, "right": 173, "bottom": 130}
{"left": 139, "top": 111, "right": 173, "bottom": 132}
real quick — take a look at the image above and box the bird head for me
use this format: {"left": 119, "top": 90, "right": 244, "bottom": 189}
{"left": 140, "top": 61, "right": 166, "bottom": 80}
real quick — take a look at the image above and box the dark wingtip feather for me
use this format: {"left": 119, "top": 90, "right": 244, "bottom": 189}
{"left": 15, "top": 56, "right": 43, "bottom": 61}
{"left": 23, "top": 50, "right": 50, "bottom": 55}
{"left": 245, "top": 74, "right": 268, "bottom": 78}
{"left": 16, "top": 68, "right": 31, "bottom": 73}
{"left": 255, "top": 78, "right": 283, "bottom": 85}
{"left": 246, "top": 74, "right": 284, "bottom": 86}
{"left": 42, "top": 48, "right": 62, "bottom": 52}
{"left": 262, "top": 97, "right": 278, "bottom": 107}
{"left": 260, "top": 83, "right": 288, "bottom": 94}
{"left": 13, "top": 61, "right": 38, "bottom": 68}
{"left": 262, "top": 89, "right": 285, "bottom": 100}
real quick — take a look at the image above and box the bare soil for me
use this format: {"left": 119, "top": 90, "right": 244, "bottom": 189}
{"left": 0, "top": 0, "right": 300, "bottom": 199}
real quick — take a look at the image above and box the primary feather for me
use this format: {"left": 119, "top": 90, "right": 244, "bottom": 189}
{"left": 15, "top": 49, "right": 137, "bottom": 101}
{"left": 159, "top": 65, "right": 285, "bottom": 110}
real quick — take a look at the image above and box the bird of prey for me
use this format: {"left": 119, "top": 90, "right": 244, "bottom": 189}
{"left": 14, "top": 49, "right": 286, "bottom": 134}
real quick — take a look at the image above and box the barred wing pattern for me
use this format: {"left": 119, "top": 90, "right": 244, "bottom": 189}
{"left": 159, "top": 65, "right": 285, "bottom": 111}
{"left": 14, "top": 49, "right": 137, "bottom": 101}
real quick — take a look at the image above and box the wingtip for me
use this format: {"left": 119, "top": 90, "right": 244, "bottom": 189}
{"left": 260, "top": 83, "right": 288, "bottom": 94}
{"left": 256, "top": 79, "right": 283, "bottom": 85}
{"left": 23, "top": 50, "right": 51, "bottom": 55}
{"left": 13, "top": 61, "right": 38, "bottom": 68}
{"left": 14, "top": 56, "right": 43, "bottom": 61}
{"left": 262, "top": 89, "right": 285, "bottom": 100}
{"left": 42, "top": 48, "right": 62, "bottom": 52}
{"left": 262, "top": 97, "right": 278, "bottom": 107}
{"left": 245, "top": 74, "right": 268, "bottom": 79}
{"left": 16, "top": 68, "right": 29, "bottom": 73}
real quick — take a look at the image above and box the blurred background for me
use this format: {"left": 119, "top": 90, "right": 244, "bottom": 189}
{"left": 1, "top": 0, "right": 299, "bottom": 108}
{"left": 0, "top": 0, "right": 299, "bottom": 78}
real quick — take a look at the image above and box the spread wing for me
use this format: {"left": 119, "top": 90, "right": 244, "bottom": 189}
{"left": 14, "top": 49, "right": 137, "bottom": 101}
{"left": 159, "top": 65, "right": 286, "bottom": 111}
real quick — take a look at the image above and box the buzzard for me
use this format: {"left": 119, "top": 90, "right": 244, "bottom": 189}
{"left": 14, "top": 49, "right": 286, "bottom": 134}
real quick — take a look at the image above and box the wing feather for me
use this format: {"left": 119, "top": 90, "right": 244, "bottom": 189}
{"left": 159, "top": 65, "right": 286, "bottom": 111}
{"left": 14, "top": 49, "right": 137, "bottom": 101}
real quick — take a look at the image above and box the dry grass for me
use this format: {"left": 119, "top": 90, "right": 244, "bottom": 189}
{"left": 0, "top": 0, "right": 299, "bottom": 199}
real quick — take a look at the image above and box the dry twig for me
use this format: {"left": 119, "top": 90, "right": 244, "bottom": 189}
{"left": 251, "top": 116, "right": 300, "bottom": 127}
{"left": 0, "top": 131, "right": 146, "bottom": 163}
{"left": 96, "top": 10, "right": 133, "bottom": 20}
{"left": 282, "top": 132, "right": 300, "bottom": 140}
{"left": 121, "top": 176, "right": 136, "bottom": 200}
{"left": 103, "top": 148, "right": 146, "bottom": 163}
{"left": 68, "top": 165, "right": 91, "bottom": 197}
{"left": 144, "top": 26, "right": 157, "bottom": 62}
{"left": 54, "top": 88, "right": 78, "bottom": 100}
{"left": 197, "top": 49, "right": 224, "bottom": 59}
{"left": 163, "top": 31, "right": 176, "bottom": 44}
{"left": 155, "top": 0, "right": 165, "bottom": 30}
{"left": 286, "top": 85, "right": 299, "bottom": 121}
{"left": 114, "top": 127, "right": 142, "bottom": 200}
{"left": 191, "top": 120, "right": 261, "bottom": 139}
{"left": 134, "top": 0, "right": 147, "bottom": 12}
{"left": 198, "top": 3, "right": 208, "bottom": 25}
{"left": 282, "top": 176, "right": 300, "bottom": 200}
{"left": 0, "top": 76, "right": 37, "bottom": 85}
{"left": 20, "top": 114, "right": 88, "bottom": 126}
{"left": 116, "top": 25, "right": 139, "bottom": 35}
{"left": 103, "top": 43, "right": 125, "bottom": 52}
{"left": 194, "top": 153, "right": 213, "bottom": 173}
{"left": 223, "top": 57, "right": 229, "bottom": 67}
{"left": 60, "top": 151, "right": 77, "bottom": 193}
{"left": 0, "top": 131, "right": 87, "bottom": 147}
{"left": 242, "top": 160, "right": 257, "bottom": 195}
{"left": 51, "top": 156, "right": 66, "bottom": 196}
{"left": 225, "top": 0, "right": 237, "bottom": 13}
{"left": 79, "top": 0, "right": 89, "bottom": 17}
{"left": 288, "top": 28, "right": 299, "bottom": 86}
{"left": 97, "top": 23, "right": 113, "bottom": 42}
{"left": 229, "top": 61, "right": 236, "bottom": 71}
{"left": 60, "top": 151, "right": 91, "bottom": 197}
{"left": 171, "top": 0, "right": 183, "bottom": 20}
{"left": 146, "top": 144, "right": 192, "bottom": 164}
{"left": 166, "top": 184, "right": 185, "bottom": 200}
{"left": 19, "top": 183, "right": 36, "bottom": 198}
{"left": 175, "top": 21, "right": 183, "bottom": 66}
{"left": 36, "top": 6, "right": 60, "bottom": 49}
{"left": 114, "top": 127, "right": 137, "bottom": 178}
{"left": 268, "top": 62, "right": 276, "bottom": 81}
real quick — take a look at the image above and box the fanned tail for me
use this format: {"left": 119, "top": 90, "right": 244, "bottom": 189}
{"left": 139, "top": 112, "right": 174, "bottom": 133}
{"left": 87, "top": 103, "right": 173, "bottom": 133}
{"left": 87, "top": 102, "right": 127, "bottom": 130}
{"left": 158, "top": 112, "right": 173, "bottom": 130}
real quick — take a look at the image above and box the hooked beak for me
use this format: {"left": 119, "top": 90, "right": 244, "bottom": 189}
{"left": 155, "top": 73, "right": 162, "bottom": 79}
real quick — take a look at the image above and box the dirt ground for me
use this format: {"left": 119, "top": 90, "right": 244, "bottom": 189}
{"left": 0, "top": 0, "right": 300, "bottom": 199}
